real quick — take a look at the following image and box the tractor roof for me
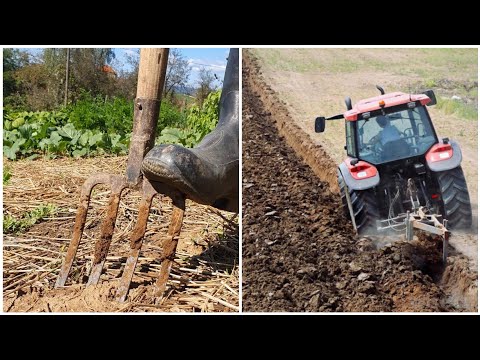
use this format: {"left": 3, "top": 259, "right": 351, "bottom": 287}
{"left": 344, "top": 92, "right": 431, "bottom": 121}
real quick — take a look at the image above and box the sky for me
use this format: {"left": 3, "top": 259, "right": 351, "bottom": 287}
{"left": 115, "top": 48, "right": 229, "bottom": 87}
{"left": 20, "top": 47, "right": 230, "bottom": 87}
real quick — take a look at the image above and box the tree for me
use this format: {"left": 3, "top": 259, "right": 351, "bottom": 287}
{"left": 7, "top": 48, "right": 119, "bottom": 110}
{"left": 195, "top": 67, "right": 216, "bottom": 106}
{"left": 3, "top": 48, "right": 30, "bottom": 107}
{"left": 164, "top": 49, "right": 191, "bottom": 99}
{"left": 40, "top": 48, "right": 68, "bottom": 108}
{"left": 116, "top": 48, "right": 140, "bottom": 100}
{"left": 68, "top": 48, "right": 116, "bottom": 101}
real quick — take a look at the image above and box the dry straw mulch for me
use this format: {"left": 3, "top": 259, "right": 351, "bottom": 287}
{"left": 3, "top": 156, "right": 238, "bottom": 312}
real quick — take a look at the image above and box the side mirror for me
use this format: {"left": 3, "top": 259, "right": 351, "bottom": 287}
{"left": 315, "top": 117, "right": 326, "bottom": 133}
{"left": 422, "top": 89, "right": 437, "bottom": 106}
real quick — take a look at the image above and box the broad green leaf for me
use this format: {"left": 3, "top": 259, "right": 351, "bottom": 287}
{"left": 110, "top": 133, "right": 121, "bottom": 147}
{"left": 161, "top": 127, "right": 183, "bottom": 138}
{"left": 3, "top": 146, "right": 17, "bottom": 160}
{"left": 79, "top": 130, "right": 93, "bottom": 146}
{"left": 57, "top": 123, "right": 80, "bottom": 139}
{"left": 38, "top": 138, "right": 51, "bottom": 150}
{"left": 12, "top": 117, "right": 25, "bottom": 128}
{"left": 49, "top": 131, "right": 62, "bottom": 146}
{"left": 57, "top": 141, "right": 69, "bottom": 153}
{"left": 72, "top": 148, "right": 88, "bottom": 158}
{"left": 26, "top": 154, "right": 40, "bottom": 161}
{"left": 3, "top": 139, "right": 25, "bottom": 160}
{"left": 71, "top": 133, "right": 81, "bottom": 145}
{"left": 89, "top": 133, "right": 104, "bottom": 147}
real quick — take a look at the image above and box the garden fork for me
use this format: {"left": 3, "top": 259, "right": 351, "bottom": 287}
{"left": 55, "top": 48, "right": 184, "bottom": 301}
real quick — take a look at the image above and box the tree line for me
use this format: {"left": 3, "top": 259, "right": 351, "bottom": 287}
{"left": 3, "top": 48, "right": 220, "bottom": 111}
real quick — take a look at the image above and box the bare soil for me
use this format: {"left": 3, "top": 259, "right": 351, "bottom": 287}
{"left": 251, "top": 48, "right": 478, "bottom": 270}
{"left": 242, "top": 53, "right": 477, "bottom": 312}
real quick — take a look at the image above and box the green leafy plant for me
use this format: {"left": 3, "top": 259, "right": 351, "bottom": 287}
{"left": 157, "top": 100, "right": 187, "bottom": 131}
{"left": 3, "top": 166, "right": 12, "bottom": 185}
{"left": 67, "top": 92, "right": 134, "bottom": 136}
{"left": 186, "top": 90, "right": 221, "bottom": 140}
{"left": 3, "top": 105, "right": 130, "bottom": 160}
{"left": 156, "top": 90, "right": 220, "bottom": 148}
{"left": 3, "top": 90, "right": 220, "bottom": 160}
{"left": 3, "top": 204, "right": 57, "bottom": 234}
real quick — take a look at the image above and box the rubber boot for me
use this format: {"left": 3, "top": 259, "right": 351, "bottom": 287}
{"left": 142, "top": 48, "right": 239, "bottom": 212}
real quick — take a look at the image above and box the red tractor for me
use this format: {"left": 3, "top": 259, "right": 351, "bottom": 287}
{"left": 315, "top": 86, "right": 472, "bottom": 245}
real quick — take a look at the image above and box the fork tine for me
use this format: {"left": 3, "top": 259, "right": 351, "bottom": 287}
{"left": 87, "top": 176, "right": 127, "bottom": 286}
{"left": 154, "top": 192, "right": 185, "bottom": 297}
{"left": 55, "top": 175, "right": 109, "bottom": 287}
{"left": 115, "top": 179, "right": 157, "bottom": 302}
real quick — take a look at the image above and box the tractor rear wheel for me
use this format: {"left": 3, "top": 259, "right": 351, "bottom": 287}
{"left": 351, "top": 188, "right": 379, "bottom": 233}
{"left": 337, "top": 170, "right": 379, "bottom": 232}
{"left": 435, "top": 166, "right": 472, "bottom": 229}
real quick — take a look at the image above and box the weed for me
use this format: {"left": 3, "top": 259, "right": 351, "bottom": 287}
{"left": 3, "top": 166, "right": 12, "bottom": 185}
{"left": 3, "top": 204, "right": 57, "bottom": 234}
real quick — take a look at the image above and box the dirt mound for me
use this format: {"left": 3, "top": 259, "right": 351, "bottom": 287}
{"left": 242, "top": 52, "right": 477, "bottom": 312}
{"left": 441, "top": 256, "right": 478, "bottom": 310}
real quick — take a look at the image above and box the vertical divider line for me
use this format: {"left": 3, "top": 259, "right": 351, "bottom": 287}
{"left": 238, "top": 47, "right": 243, "bottom": 314}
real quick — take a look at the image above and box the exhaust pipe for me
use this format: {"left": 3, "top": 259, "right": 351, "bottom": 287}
{"left": 345, "top": 97, "right": 352, "bottom": 110}
{"left": 376, "top": 85, "right": 385, "bottom": 95}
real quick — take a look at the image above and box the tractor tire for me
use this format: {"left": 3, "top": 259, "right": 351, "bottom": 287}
{"left": 337, "top": 170, "right": 379, "bottom": 232}
{"left": 435, "top": 166, "right": 472, "bottom": 229}
{"left": 350, "top": 188, "right": 379, "bottom": 233}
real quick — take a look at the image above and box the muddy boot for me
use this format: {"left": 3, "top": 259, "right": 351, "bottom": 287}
{"left": 142, "top": 48, "right": 239, "bottom": 212}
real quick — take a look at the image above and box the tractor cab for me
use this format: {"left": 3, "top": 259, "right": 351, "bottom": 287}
{"left": 315, "top": 87, "right": 439, "bottom": 165}
{"left": 350, "top": 102, "right": 438, "bottom": 164}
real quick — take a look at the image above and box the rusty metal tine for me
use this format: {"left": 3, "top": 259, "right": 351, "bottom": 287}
{"left": 154, "top": 192, "right": 186, "bottom": 297}
{"left": 87, "top": 176, "right": 127, "bottom": 286}
{"left": 55, "top": 174, "right": 121, "bottom": 287}
{"left": 115, "top": 179, "right": 157, "bottom": 302}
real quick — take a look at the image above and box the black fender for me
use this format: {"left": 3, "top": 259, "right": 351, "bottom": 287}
{"left": 426, "top": 139, "right": 462, "bottom": 172}
{"left": 338, "top": 162, "right": 380, "bottom": 191}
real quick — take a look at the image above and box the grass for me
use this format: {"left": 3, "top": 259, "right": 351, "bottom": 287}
{"left": 257, "top": 48, "right": 381, "bottom": 73}
{"left": 437, "top": 98, "right": 478, "bottom": 120}
{"left": 255, "top": 48, "right": 478, "bottom": 79}
{"left": 4, "top": 204, "right": 57, "bottom": 234}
